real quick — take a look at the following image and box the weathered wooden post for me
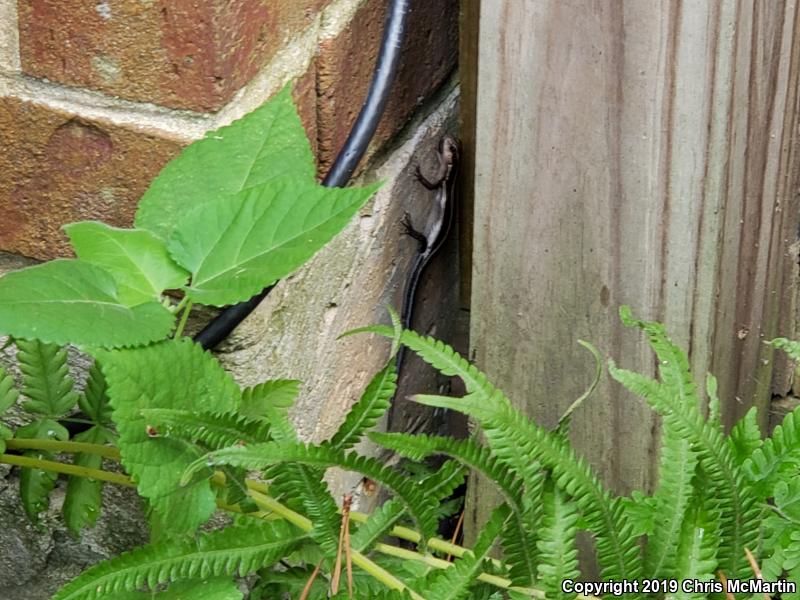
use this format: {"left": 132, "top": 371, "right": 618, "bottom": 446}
{"left": 464, "top": 0, "right": 800, "bottom": 533}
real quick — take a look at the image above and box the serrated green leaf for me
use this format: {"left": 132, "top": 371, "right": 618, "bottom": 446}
{"left": 16, "top": 418, "right": 69, "bottom": 523}
{"left": 135, "top": 86, "right": 316, "bottom": 240}
{"left": 16, "top": 338, "right": 78, "bottom": 417}
{"left": 167, "top": 180, "right": 379, "bottom": 306}
{"left": 99, "top": 339, "right": 241, "bottom": 534}
{"left": 66, "top": 221, "right": 189, "bottom": 305}
{"left": 0, "top": 260, "right": 174, "bottom": 347}
{"left": 63, "top": 426, "right": 110, "bottom": 535}
{"left": 51, "top": 520, "right": 304, "bottom": 600}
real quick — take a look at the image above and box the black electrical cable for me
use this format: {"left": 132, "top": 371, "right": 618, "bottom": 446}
{"left": 194, "top": 0, "right": 412, "bottom": 350}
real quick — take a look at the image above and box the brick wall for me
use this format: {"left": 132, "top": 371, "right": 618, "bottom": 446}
{"left": 0, "top": 0, "right": 458, "bottom": 260}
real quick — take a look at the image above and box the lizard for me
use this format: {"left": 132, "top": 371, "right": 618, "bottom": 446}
{"left": 394, "top": 134, "right": 460, "bottom": 400}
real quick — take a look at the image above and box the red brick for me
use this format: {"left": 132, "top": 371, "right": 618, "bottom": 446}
{"left": 18, "top": 0, "right": 332, "bottom": 112}
{"left": 0, "top": 97, "right": 182, "bottom": 259}
{"left": 316, "top": 0, "right": 459, "bottom": 172}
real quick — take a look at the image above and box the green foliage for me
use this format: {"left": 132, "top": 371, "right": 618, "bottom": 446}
{"left": 4, "top": 83, "right": 800, "bottom": 600}
{"left": 135, "top": 86, "right": 317, "bottom": 241}
{"left": 168, "top": 180, "right": 379, "bottom": 307}
{"left": 331, "top": 361, "right": 397, "bottom": 450}
{"left": 0, "top": 260, "right": 175, "bottom": 347}
{"left": 99, "top": 339, "right": 241, "bottom": 535}
{"left": 50, "top": 521, "right": 304, "bottom": 600}
{"left": 66, "top": 221, "right": 189, "bottom": 306}
{"left": 0, "top": 84, "right": 377, "bottom": 349}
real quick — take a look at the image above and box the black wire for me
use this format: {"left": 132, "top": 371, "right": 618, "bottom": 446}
{"left": 195, "top": 0, "right": 412, "bottom": 350}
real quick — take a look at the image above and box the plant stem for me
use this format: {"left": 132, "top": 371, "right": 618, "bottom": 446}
{"left": 0, "top": 453, "right": 133, "bottom": 486}
{"left": 5, "top": 438, "right": 121, "bottom": 460}
{"left": 247, "top": 488, "right": 424, "bottom": 600}
{"left": 173, "top": 299, "right": 193, "bottom": 338}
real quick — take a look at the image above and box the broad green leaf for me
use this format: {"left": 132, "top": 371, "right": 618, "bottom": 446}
{"left": 63, "top": 426, "right": 111, "bottom": 535}
{"left": 65, "top": 221, "right": 189, "bottom": 305}
{"left": 168, "top": 180, "right": 379, "bottom": 306}
{"left": 98, "top": 339, "right": 241, "bottom": 534}
{"left": 135, "top": 86, "right": 316, "bottom": 240}
{"left": 0, "top": 260, "right": 174, "bottom": 347}
{"left": 16, "top": 338, "right": 78, "bottom": 417}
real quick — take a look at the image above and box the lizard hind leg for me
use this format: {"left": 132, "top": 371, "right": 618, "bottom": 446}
{"left": 401, "top": 212, "right": 428, "bottom": 249}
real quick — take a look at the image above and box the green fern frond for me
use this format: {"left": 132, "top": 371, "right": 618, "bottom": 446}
{"left": 728, "top": 407, "right": 762, "bottom": 465}
{"left": 138, "top": 408, "right": 272, "bottom": 449}
{"left": 608, "top": 362, "right": 759, "bottom": 577}
{"left": 63, "top": 426, "right": 111, "bottom": 535}
{"left": 240, "top": 380, "right": 300, "bottom": 443}
{"left": 0, "top": 364, "right": 19, "bottom": 413}
{"left": 416, "top": 504, "right": 509, "bottom": 600}
{"left": 351, "top": 460, "right": 465, "bottom": 553}
{"left": 16, "top": 338, "right": 79, "bottom": 417}
{"left": 186, "top": 441, "right": 440, "bottom": 545}
{"left": 369, "top": 433, "right": 523, "bottom": 511}
{"left": 407, "top": 388, "right": 641, "bottom": 583}
{"left": 51, "top": 520, "right": 305, "bottom": 600}
{"left": 671, "top": 498, "right": 720, "bottom": 599}
{"left": 369, "top": 430, "right": 540, "bottom": 582}
{"left": 356, "top": 325, "right": 643, "bottom": 583}
{"left": 331, "top": 360, "right": 396, "bottom": 450}
{"left": 643, "top": 418, "right": 697, "bottom": 579}
{"left": 745, "top": 405, "right": 800, "bottom": 500}
{"left": 556, "top": 340, "right": 603, "bottom": 437}
{"left": 771, "top": 338, "right": 800, "bottom": 361}
{"left": 618, "top": 306, "right": 700, "bottom": 410}
{"left": 537, "top": 482, "right": 580, "bottom": 600}
{"left": 79, "top": 360, "right": 112, "bottom": 425}
{"left": 16, "top": 417, "right": 69, "bottom": 523}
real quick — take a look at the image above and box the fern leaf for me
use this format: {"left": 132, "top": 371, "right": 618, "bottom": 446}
{"left": 416, "top": 504, "right": 509, "bottom": 600}
{"left": 63, "top": 426, "right": 112, "bottom": 535}
{"left": 745, "top": 405, "right": 800, "bottom": 500}
{"left": 138, "top": 408, "right": 272, "bottom": 449}
{"left": 369, "top": 430, "right": 539, "bottom": 582}
{"left": 351, "top": 460, "right": 465, "bottom": 553}
{"left": 609, "top": 361, "right": 759, "bottom": 578}
{"left": 356, "top": 326, "right": 642, "bottom": 583}
{"left": 671, "top": 498, "right": 720, "bottom": 600}
{"left": 16, "top": 418, "right": 69, "bottom": 523}
{"left": 331, "top": 360, "right": 396, "bottom": 450}
{"left": 409, "top": 389, "right": 641, "bottom": 582}
{"left": 241, "top": 380, "right": 299, "bottom": 443}
{"left": 369, "top": 433, "right": 523, "bottom": 511}
{"left": 16, "top": 338, "right": 79, "bottom": 417}
{"left": 51, "top": 520, "right": 305, "bottom": 600}
{"left": 537, "top": 482, "right": 580, "bottom": 600}
{"left": 0, "top": 364, "right": 19, "bottom": 413}
{"left": 187, "top": 442, "right": 440, "bottom": 545}
{"left": 646, "top": 406, "right": 698, "bottom": 578}
{"left": 728, "top": 407, "right": 762, "bottom": 465}
{"left": 79, "top": 360, "right": 112, "bottom": 425}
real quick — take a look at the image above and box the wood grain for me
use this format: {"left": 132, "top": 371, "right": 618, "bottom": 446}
{"left": 467, "top": 0, "right": 800, "bottom": 535}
